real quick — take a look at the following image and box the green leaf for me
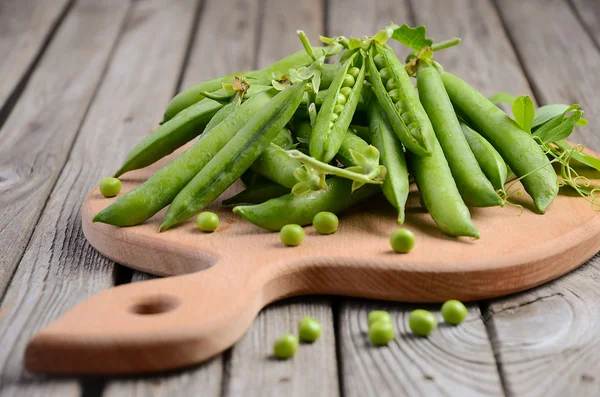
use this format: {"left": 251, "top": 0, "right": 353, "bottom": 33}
{"left": 536, "top": 110, "right": 582, "bottom": 143}
{"left": 489, "top": 92, "right": 517, "bottom": 106}
{"left": 533, "top": 104, "right": 581, "bottom": 143}
{"left": 512, "top": 95, "right": 535, "bottom": 133}
{"left": 348, "top": 37, "right": 362, "bottom": 50}
{"left": 577, "top": 117, "right": 588, "bottom": 126}
{"left": 555, "top": 140, "right": 600, "bottom": 173}
{"left": 390, "top": 24, "right": 433, "bottom": 51}
{"left": 532, "top": 104, "right": 572, "bottom": 129}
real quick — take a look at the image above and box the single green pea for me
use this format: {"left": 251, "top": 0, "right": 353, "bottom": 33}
{"left": 386, "top": 78, "right": 397, "bottom": 92}
{"left": 336, "top": 93, "right": 347, "bottom": 105}
{"left": 408, "top": 309, "right": 437, "bottom": 337}
{"left": 348, "top": 66, "right": 361, "bottom": 79}
{"left": 99, "top": 177, "right": 122, "bottom": 197}
{"left": 390, "top": 228, "right": 415, "bottom": 253}
{"left": 342, "top": 74, "right": 355, "bottom": 88}
{"left": 273, "top": 334, "right": 299, "bottom": 359}
{"left": 298, "top": 316, "right": 322, "bottom": 342}
{"left": 312, "top": 211, "right": 338, "bottom": 235}
{"left": 280, "top": 224, "right": 305, "bottom": 246}
{"left": 339, "top": 86, "right": 353, "bottom": 98}
{"left": 401, "top": 111, "right": 413, "bottom": 124}
{"left": 330, "top": 113, "right": 339, "bottom": 122}
{"left": 369, "top": 320, "right": 395, "bottom": 346}
{"left": 329, "top": 121, "right": 335, "bottom": 130}
{"left": 379, "top": 67, "right": 392, "bottom": 82}
{"left": 367, "top": 310, "right": 392, "bottom": 327}
{"left": 196, "top": 211, "right": 219, "bottom": 232}
{"left": 441, "top": 300, "right": 468, "bottom": 325}
{"left": 334, "top": 104, "right": 345, "bottom": 114}
{"left": 373, "top": 53, "right": 385, "bottom": 69}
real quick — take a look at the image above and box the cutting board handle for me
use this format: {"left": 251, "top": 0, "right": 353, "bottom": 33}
{"left": 25, "top": 257, "right": 263, "bottom": 374}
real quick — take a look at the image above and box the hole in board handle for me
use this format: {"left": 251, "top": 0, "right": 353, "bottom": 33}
{"left": 129, "top": 295, "right": 180, "bottom": 315}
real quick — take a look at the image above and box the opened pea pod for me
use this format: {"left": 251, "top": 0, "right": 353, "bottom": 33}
{"left": 366, "top": 43, "right": 432, "bottom": 157}
{"left": 309, "top": 50, "right": 366, "bottom": 163}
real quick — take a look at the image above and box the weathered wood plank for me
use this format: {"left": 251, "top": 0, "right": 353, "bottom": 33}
{"left": 220, "top": 2, "right": 339, "bottom": 396}
{"left": 0, "top": 0, "right": 197, "bottom": 395}
{"left": 569, "top": 0, "right": 600, "bottom": 48}
{"left": 224, "top": 298, "right": 339, "bottom": 397}
{"left": 103, "top": 0, "right": 264, "bottom": 394}
{"left": 0, "top": 0, "right": 72, "bottom": 119}
{"left": 486, "top": 1, "right": 600, "bottom": 395}
{"left": 0, "top": 0, "right": 129, "bottom": 297}
{"left": 339, "top": 302, "right": 503, "bottom": 396}
{"left": 494, "top": 0, "right": 600, "bottom": 146}
{"left": 331, "top": 1, "right": 505, "bottom": 395}
{"left": 179, "top": 0, "right": 260, "bottom": 89}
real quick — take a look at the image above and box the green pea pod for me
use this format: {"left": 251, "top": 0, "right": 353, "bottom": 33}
{"left": 460, "top": 122, "right": 508, "bottom": 190}
{"left": 405, "top": 107, "right": 479, "bottom": 237}
{"left": 240, "top": 169, "right": 271, "bottom": 188}
{"left": 114, "top": 98, "right": 223, "bottom": 178}
{"left": 204, "top": 97, "right": 241, "bottom": 133}
{"left": 160, "top": 81, "right": 307, "bottom": 231}
{"left": 442, "top": 72, "right": 558, "bottom": 213}
{"left": 250, "top": 130, "right": 301, "bottom": 189}
{"left": 309, "top": 51, "right": 366, "bottom": 162}
{"left": 366, "top": 44, "right": 431, "bottom": 157}
{"left": 368, "top": 100, "right": 409, "bottom": 225}
{"left": 233, "top": 177, "right": 379, "bottom": 231}
{"left": 162, "top": 48, "right": 337, "bottom": 123}
{"left": 94, "top": 92, "right": 274, "bottom": 226}
{"left": 222, "top": 183, "right": 290, "bottom": 206}
{"left": 335, "top": 131, "right": 370, "bottom": 166}
{"left": 417, "top": 62, "right": 502, "bottom": 207}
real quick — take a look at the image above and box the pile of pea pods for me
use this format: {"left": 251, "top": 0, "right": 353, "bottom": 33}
{"left": 94, "top": 24, "right": 586, "bottom": 240}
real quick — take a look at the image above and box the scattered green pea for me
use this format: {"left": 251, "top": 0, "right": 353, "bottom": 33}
{"left": 99, "top": 177, "right": 122, "bottom": 197}
{"left": 367, "top": 310, "right": 392, "bottom": 327}
{"left": 273, "top": 334, "right": 299, "bottom": 359}
{"left": 342, "top": 74, "right": 355, "bottom": 87}
{"left": 339, "top": 86, "right": 353, "bottom": 98}
{"left": 298, "top": 316, "right": 322, "bottom": 342}
{"left": 280, "top": 224, "right": 305, "bottom": 246}
{"left": 390, "top": 228, "right": 415, "bottom": 253}
{"left": 348, "top": 66, "right": 361, "bottom": 79}
{"left": 312, "top": 211, "right": 338, "bottom": 235}
{"left": 196, "top": 211, "right": 219, "bottom": 232}
{"left": 336, "top": 93, "right": 347, "bottom": 105}
{"left": 441, "top": 300, "right": 468, "bottom": 325}
{"left": 409, "top": 309, "right": 437, "bottom": 337}
{"left": 369, "top": 320, "right": 395, "bottom": 346}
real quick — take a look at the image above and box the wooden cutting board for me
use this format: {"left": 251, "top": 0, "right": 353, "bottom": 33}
{"left": 24, "top": 145, "right": 600, "bottom": 375}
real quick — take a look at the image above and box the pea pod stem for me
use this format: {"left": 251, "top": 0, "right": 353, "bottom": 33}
{"left": 285, "top": 149, "right": 384, "bottom": 188}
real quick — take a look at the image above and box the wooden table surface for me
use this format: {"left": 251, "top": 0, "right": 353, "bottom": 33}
{"left": 1, "top": 0, "right": 599, "bottom": 395}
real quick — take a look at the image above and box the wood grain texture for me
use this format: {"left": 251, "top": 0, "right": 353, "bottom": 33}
{"left": 0, "top": 0, "right": 129, "bottom": 298}
{"left": 569, "top": 0, "right": 600, "bottom": 49}
{"left": 103, "top": 272, "right": 224, "bottom": 397}
{"left": 0, "top": 0, "right": 71, "bottom": 114}
{"left": 330, "top": 1, "right": 505, "bottom": 395}
{"left": 494, "top": 0, "right": 600, "bottom": 145}
{"left": 221, "top": 2, "right": 339, "bottom": 396}
{"left": 178, "top": 0, "right": 260, "bottom": 89}
{"left": 489, "top": 1, "right": 600, "bottom": 395}
{"left": 411, "top": 0, "right": 533, "bottom": 98}
{"left": 0, "top": 0, "right": 197, "bottom": 395}
{"left": 338, "top": 301, "right": 503, "bottom": 397}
